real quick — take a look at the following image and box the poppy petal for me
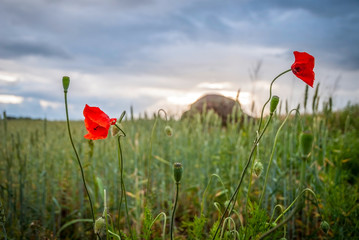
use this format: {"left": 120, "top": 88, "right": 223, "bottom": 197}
{"left": 291, "top": 51, "right": 315, "bottom": 87}
{"left": 83, "top": 104, "right": 111, "bottom": 128}
{"left": 83, "top": 104, "right": 113, "bottom": 140}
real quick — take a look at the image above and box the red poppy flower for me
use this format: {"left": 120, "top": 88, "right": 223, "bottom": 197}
{"left": 291, "top": 51, "right": 315, "bottom": 87}
{"left": 83, "top": 104, "right": 117, "bottom": 140}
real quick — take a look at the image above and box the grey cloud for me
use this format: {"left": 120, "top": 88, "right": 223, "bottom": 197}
{"left": 0, "top": 39, "right": 71, "bottom": 59}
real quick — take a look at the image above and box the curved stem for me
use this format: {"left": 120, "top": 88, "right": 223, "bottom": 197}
{"left": 108, "top": 229, "right": 122, "bottom": 240}
{"left": 257, "top": 69, "right": 291, "bottom": 133}
{"left": 149, "top": 212, "right": 167, "bottom": 240}
{"left": 259, "top": 188, "right": 321, "bottom": 239}
{"left": 258, "top": 109, "right": 299, "bottom": 206}
{"left": 200, "top": 174, "right": 229, "bottom": 215}
{"left": 212, "top": 115, "right": 273, "bottom": 240}
{"left": 258, "top": 203, "right": 300, "bottom": 239}
{"left": 170, "top": 183, "right": 179, "bottom": 240}
{"left": 274, "top": 188, "right": 321, "bottom": 224}
{"left": 117, "top": 135, "right": 132, "bottom": 239}
{"left": 269, "top": 204, "right": 284, "bottom": 223}
{"left": 220, "top": 217, "right": 237, "bottom": 239}
{"left": 157, "top": 109, "right": 168, "bottom": 121}
{"left": 64, "top": 91, "right": 95, "bottom": 224}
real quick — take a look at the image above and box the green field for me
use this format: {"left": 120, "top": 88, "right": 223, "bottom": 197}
{"left": 1, "top": 92, "right": 359, "bottom": 239}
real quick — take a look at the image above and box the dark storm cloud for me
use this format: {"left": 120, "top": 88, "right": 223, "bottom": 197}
{"left": 0, "top": 0, "right": 358, "bottom": 119}
{"left": 1, "top": 0, "right": 358, "bottom": 69}
{"left": 0, "top": 39, "right": 70, "bottom": 59}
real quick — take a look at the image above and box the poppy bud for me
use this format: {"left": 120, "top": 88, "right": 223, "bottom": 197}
{"left": 254, "top": 161, "right": 263, "bottom": 177}
{"left": 270, "top": 95, "right": 280, "bottom": 114}
{"left": 165, "top": 125, "right": 173, "bottom": 137}
{"left": 173, "top": 162, "right": 183, "bottom": 183}
{"left": 320, "top": 220, "right": 330, "bottom": 234}
{"left": 94, "top": 217, "right": 105, "bottom": 234}
{"left": 62, "top": 76, "right": 70, "bottom": 92}
{"left": 111, "top": 125, "right": 120, "bottom": 137}
{"left": 300, "top": 131, "right": 314, "bottom": 158}
{"left": 265, "top": 222, "right": 277, "bottom": 228}
{"left": 279, "top": 238, "right": 287, "bottom": 240}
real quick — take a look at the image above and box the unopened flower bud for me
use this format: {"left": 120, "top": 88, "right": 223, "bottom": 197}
{"left": 300, "top": 131, "right": 314, "bottom": 158}
{"left": 320, "top": 220, "right": 330, "bottom": 234}
{"left": 111, "top": 125, "right": 120, "bottom": 137}
{"left": 165, "top": 125, "right": 173, "bottom": 137}
{"left": 173, "top": 162, "right": 183, "bottom": 183}
{"left": 94, "top": 217, "right": 105, "bottom": 234}
{"left": 279, "top": 238, "right": 287, "bottom": 240}
{"left": 254, "top": 161, "right": 263, "bottom": 177}
{"left": 270, "top": 95, "right": 280, "bottom": 114}
{"left": 62, "top": 76, "right": 70, "bottom": 92}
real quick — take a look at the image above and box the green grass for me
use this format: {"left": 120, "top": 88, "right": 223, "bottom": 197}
{"left": 1, "top": 100, "right": 359, "bottom": 239}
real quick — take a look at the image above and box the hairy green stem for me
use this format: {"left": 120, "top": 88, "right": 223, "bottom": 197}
{"left": 212, "top": 115, "right": 272, "bottom": 239}
{"left": 257, "top": 69, "right": 291, "bottom": 133}
{"left": 64, "top": 91, "right": 95, "bottom": 224}
{"left": 259, "top": 109, "right": 299, "bottom": 206}
{"left": 116, "top": 133, "right": 133, "bottom": 239}
{"left": 170, "top": 183, "right": 180, "bottom": 240}
{"left": 149, "top": 212, "right": 167, "bottom": 240}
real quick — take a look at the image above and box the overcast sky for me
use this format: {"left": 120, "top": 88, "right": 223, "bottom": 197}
{"left": 0, "top": 0, "right": 358, "bottom": 120}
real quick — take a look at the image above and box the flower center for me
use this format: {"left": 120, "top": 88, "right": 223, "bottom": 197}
{"left": 293, "top": 66, "right": 301, "bottom": 73}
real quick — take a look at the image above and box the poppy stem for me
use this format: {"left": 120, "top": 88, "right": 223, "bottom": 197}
{"left": 212, "top": 69, "right": 291, "bottom": 240}
{"left": 117, "top": 134, "right": 133, "bottom": 239}
{"left": 63, "top": 91, "right": 96, "bottom": 225}
{"left": 212, "top": 115, "right": 272, "bottom": 240}
{"left": 257, "top": 69, "right": 291, "bottom": 133}
{"left": 258, "top": 109, "right": 300, "bottom": 207}
{"left": 170, "top": 182, "right": 180, "bottom": 240}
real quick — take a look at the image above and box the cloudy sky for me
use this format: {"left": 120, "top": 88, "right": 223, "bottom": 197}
{"left": 0, "top": 0, "right": 358, "bottom": 120}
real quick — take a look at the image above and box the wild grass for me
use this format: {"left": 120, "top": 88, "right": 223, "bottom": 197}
{"left": 1, "top": 92, "right": 359, "bottom": 239}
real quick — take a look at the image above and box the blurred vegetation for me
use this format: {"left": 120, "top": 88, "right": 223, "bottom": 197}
{"left": 0, "top": 99, "right": 359, "bottom": 239}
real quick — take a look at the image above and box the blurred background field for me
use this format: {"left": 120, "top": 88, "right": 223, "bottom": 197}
{"left": 1, "top": 90, "right": 359, "bottom": 239}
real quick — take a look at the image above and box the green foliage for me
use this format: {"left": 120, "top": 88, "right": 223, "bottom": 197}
{"left": 181, "top": 214, "right": 207, "bottom": 240}
{"left": 141, "top": 206, "right": 154, "bottom": 240}
{"left": 0, "top": 100, "right": 359, "bottom": 239}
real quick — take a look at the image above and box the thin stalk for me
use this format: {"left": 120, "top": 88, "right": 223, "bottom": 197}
{"left": 259, "top": 188, "right": 323, "bottom": 239}
{"left": 116, "top": 133, "right": 133, "bottom": 239}
{"left": 257, "top": 69, "right": 291, "bottom": 133}
{"left": 64, "top": 91, "right": 95, "bottom": 224}
{"left": 259, "top": 204, "right": 300, "bottom": 240}
{"left": 108, "top": 229, "right": 122, "bottom": 240}
{"left": 258, "top": 109, "right": 299, "bottom": 206}
{"left": 274, "top": 188, "right": 319, "bottom": 224}
{"left": 149, "top": 212, "right": 167, "bottom": 240}
{"left": 212, "top": 115, "right": 273, "bottom": 240}
{"left": 104, "top": 189, "right": 109, "bottom": 240}
{"left": 170, "top": 183, "right": 180, "bottom": 240}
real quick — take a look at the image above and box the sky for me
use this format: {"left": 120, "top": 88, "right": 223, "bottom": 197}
{"left": 0, "top": 0, "right": 358, "bottom": 120}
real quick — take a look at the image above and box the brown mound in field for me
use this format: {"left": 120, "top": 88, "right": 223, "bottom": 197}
{"left": 181, "top": 94, "right": 248, "bottom": 124}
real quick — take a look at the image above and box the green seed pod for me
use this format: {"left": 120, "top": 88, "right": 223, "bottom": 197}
{"left": 165, "top": 125, "right": 173, "bottom": 137}
{"left": 270, "top": 95, "right": 280, "bottom": 114}
{"left": 320, "top": 220, "right": 330, "bottom": 234}
{"left": 254, "top": 161, "right": 264, "bottom": 177}
{"left": 94, "top": 217, "right": 105, "bottom": 234}
{"left": 173, "top": 162, "right": 183, "bottom": 183}
{"left": 62, "top": 76, "right": 70, "bottom": 92}
{"left": 300, "top": 131, "right": 314, "bottom": 158}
